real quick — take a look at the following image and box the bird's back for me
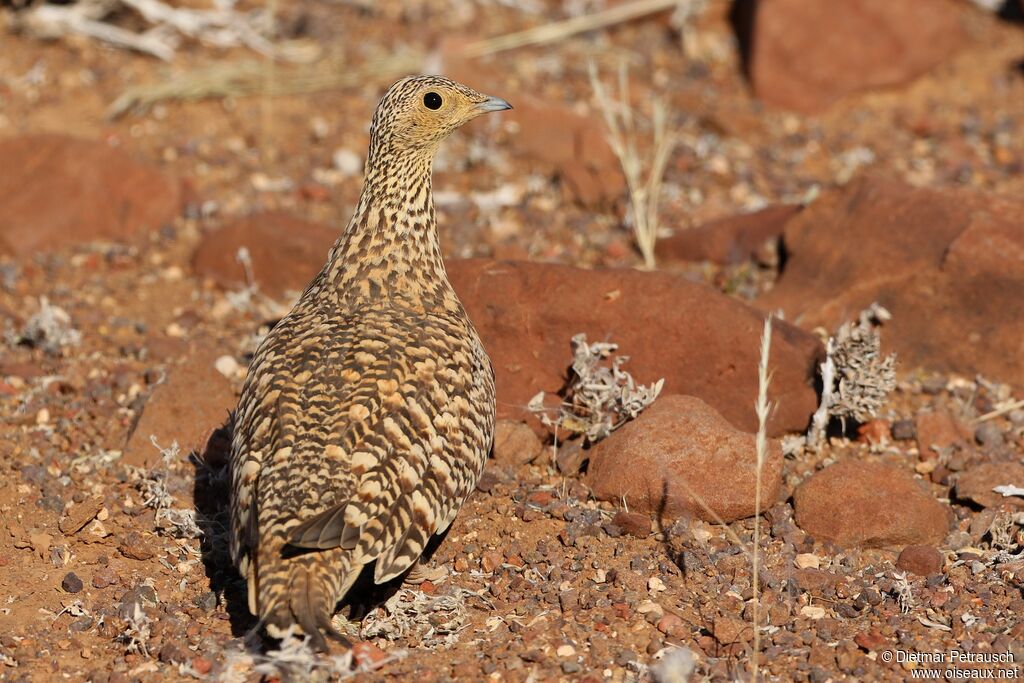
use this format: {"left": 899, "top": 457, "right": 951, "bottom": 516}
{"left": 230, "top": 286, "right": 495, "bottom": 645}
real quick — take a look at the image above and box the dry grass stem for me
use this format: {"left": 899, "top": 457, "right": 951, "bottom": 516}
{"left": 588, "top": 60, "right": 679, "bottom": 269}
{"left": 752, "top": 314, "right": 774, "bottom": 682}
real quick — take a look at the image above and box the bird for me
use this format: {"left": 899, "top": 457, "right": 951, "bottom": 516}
{"left": 228, "top": 75, "right": 508, "bottom": 651}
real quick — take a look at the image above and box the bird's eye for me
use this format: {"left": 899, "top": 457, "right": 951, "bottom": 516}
{"left": 423, "top": 92, "right": 443, "bottom": 110}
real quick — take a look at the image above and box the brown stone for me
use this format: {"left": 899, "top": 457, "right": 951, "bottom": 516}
{"left": 760, "top": 175, "right": 1024, "bottom": 389}
{"left": 123, "top": 346, "right": 236, "bottom": 467}
{"left": 191, "top": 212, "right": 339, "bottom": 299}
{"left": 448, "top": 259, "right": 821, "bottom": 437}
{"left": 657, "top": 204, "right": 801, "bottom": 265}
{"left": 743, "top": 0, "right": 966, "bottom": 113}
{"left": 58, "top": 497, "right": 104, "bottom": 536}
{"left": 611, "top": 510, "right": 652, "bottom": 538}
{"left": 915, "top": 410, "right": 970, "bottom": 461}
{"left": 586, "top": 395, "right": 783, "bottom": 523}
{"left": 955, "top": 462, "right": 1024, "bottom": 509}
{"left": 896, "top": 545, "right": 944, "bottom": 575}
{"left": 492, "top": 420, "right": 544, "bottom": 468}
{"left": 0, "top": 134, "right": 180, "bottom": 256}
{"left": 793, "top": 460, "right": 951, "bottom": 548}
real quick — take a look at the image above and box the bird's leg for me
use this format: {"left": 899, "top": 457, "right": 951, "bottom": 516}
{"left": 404, "top": 557, "right": 449, "bottom": 585}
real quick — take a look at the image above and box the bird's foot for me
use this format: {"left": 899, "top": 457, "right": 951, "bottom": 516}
{"left": 404, "top": 559, "right": 449, "bottom": 586}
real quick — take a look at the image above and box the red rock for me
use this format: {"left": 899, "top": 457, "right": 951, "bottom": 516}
{"left": 447, "top": 259, "right": 821, "bottom": 437}
{"left": 586, "top": 395, "right": 783, "bottom": 523}
{"left": 742, "top": 0, "right": 966, "bottom": 113}
{"left": 191, "top": 212, "right": 339, "bottom": 299}
{"left": 122, "top": 346, "right": 236, "bottom": 467}
{"left": 657, "top": 204, "right": 801, "bottom": 265}
{"left": 351, "top": 641, "right": 387, "bottom": 668}
{"left": 793, "top": 460, "right": 951, "bottom": 548}
{"left": 955, "top": 462, "right": 1024, "bottom": 509}
{"left": 492, "top": 420, "right": 544, "bottom": 468}
{"left": 0, "top": 134, "right": 180, "bottom": 256}
{"left": 656, "top": 613, "right": 686, "bottom": 637}
{"left": 759, "top": 175, "right": 1024, "bottom": 389}
{"left": 611, "top": 510, "right": 652, "bottom": 537}
{"left": 896, "top": 545, "right": 943, "bottom": 575}
{"left": 915, "top": 410, "right": 969, "bottom": 461}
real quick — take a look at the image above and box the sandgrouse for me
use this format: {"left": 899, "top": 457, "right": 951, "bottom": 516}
{"left": 229, "top": 76, "right": 508, "bottom": 650}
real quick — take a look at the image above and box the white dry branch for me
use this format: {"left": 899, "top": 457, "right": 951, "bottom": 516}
{"left": 128, "top": 437, "right": 203, "bottom": 539}
{"left": 588, "top": 60, "right": 679, "bottom": 269}
{"left": 529, "top": 333, "right": 663, "bottom": 444}
{"left": 361, "top": 587, "right": 470, "bottom": 649}
{"left": 6, "top": 0, "right": 298, "bottom": 62}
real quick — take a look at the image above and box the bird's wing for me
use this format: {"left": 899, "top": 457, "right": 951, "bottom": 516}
{"left": 287, "top": 311, "right": 494, "bottom": 584}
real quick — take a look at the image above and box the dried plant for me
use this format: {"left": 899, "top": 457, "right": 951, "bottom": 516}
{"left": 361, "top": 587, "right": 470, "bottom": 649}
{"left": 117, "top": 602, "right": 152, "bottom": 657}
{"left": 892, "top": 572, "right": 915, "bottom": 614}
{"left": 10, "top": 296, "right": 81, "bottom": 355}
{"left": 806, "top": 303, "right": 897, "bottom": 450}
{"left": 529, "top": 333, "right": 663, "bottom": 444}
{"left": 588, "top": 60, "right": 679, "bottom": 269}
{"left": 127, "top": 438, "right": 203, "bottom": 539}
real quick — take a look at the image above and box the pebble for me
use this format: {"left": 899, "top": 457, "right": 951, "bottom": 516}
{"left": 481, "top": 550, "right": 504, "bottom": 572}
{"left": 975, "top": 421, "right": 1004, "bottom": 449}
{"left": 91, "top": 567, "right": 117, "bottom": 589}
{"left": 795, "top": 553, "right": 821, "bottom": 570}
{"left": 800, "top": 605, "right": 827, "bottom": 619}
{"left": 61, "top": 572, "right": 83, "bottom": 593}
{"left": 891, "top": 419, "right": 916, "bottom": 440}
{"left": 611, "top": 510, "right": 652, "bottom": 537}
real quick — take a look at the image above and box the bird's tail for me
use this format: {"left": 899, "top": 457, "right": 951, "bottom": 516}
{"left": 259, "top": 550, "right": 354, "bottom": 652}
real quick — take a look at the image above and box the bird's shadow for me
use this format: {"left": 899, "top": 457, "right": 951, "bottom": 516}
{"left": 191, "top": 420, "right": 445, "bottom": 642}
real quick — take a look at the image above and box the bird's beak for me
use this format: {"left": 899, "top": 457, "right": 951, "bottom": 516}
{"left": 476, "top": 95, "right": 513, "bottom": 113}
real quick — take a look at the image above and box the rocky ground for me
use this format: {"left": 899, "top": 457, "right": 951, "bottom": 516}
{"left": 1, "top": 0, "right": 1023, "bottom": 681}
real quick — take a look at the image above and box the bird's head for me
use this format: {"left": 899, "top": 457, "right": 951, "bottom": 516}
{"left": 368, "top": 75, "right": 512, "bottom": 155}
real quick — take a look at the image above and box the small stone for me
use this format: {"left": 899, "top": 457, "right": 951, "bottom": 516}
{"left": 352, "top": 641, "right": 387, "bottom": 668}
{"left": 896, "top": 545, "right": 943, "bottom": 575}
{"left": 481, "top": 550, "right": 504, "bottom": 573}
{"left": 800, "top": 605, "right": 826, "bottom": 620}
{"left": 975, "top": 422, "right": 1005, "bottom": 449}
{"left": 191, "top": 657, "right": 213, "bottom": 675}
{"left": 794, "top": 553, "right": 820, "bottom": 570}
{"left": 58, "top": 496, "right": 104, "bottom": 536}
{"left": 61, "top": 572, "right": 84, "bottom": 593}
{"left": 118, "top": 532, "right": 156, "bottom": 561}
{"left": 648, "top": 576, "right": 667, "bottom": 593}
{"left": 214, "top": 355, "right": 241, "bottom": 379}
{"left": 91, "top": 567, "right": 117, "bottom": 589}
{"left": 561, "top": 661, "right": 581, "bottom": 674}
{"left": 192, "top": 591, "right": 218, "bottom": 611}
{"left": 556, "top": 644, "right": 576, "bottom": 658}
{"left": 492, "top": 420, "right": 544, "bottom": 468}
{"left": 611, "top": 510, "right": 652, "bottom": 537}
{"left": 891, "top": 419, "right": 916, "bottom": 440}
{"left": 656, "top": 613, "right": 686, "bottom": 637}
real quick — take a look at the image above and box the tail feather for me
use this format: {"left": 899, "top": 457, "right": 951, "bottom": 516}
{"left": 259, "top": 551, "right": 358, "bottom": 652}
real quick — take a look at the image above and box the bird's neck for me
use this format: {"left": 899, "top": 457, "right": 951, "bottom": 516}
{"left": 324, "top": 148, "right": 451, "bottom": 304}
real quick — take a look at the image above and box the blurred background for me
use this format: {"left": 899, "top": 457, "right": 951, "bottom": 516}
{"left": 1, "top": 0, "right": 1021, "bottom": 281}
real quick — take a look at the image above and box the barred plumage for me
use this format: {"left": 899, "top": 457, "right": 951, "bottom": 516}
{"left": 228, "top": 75, "right": 508, "bottom": 650}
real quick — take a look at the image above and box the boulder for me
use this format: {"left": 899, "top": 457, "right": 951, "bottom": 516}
{"left": 657, "top": 204, "right": 801, "bottom": 265}
{"left": 448, "top": 258, "right": 821, "bottom": 437}
{"left": 793, "top": 460, "right": 951, "bottom": 547}
{"left": 191, "top": 212, "right": 339, "bottom": 299}
{"left": 123, "top": 346, "right": 236, "bottom": 467}
{"left": 759, "top": 175, "right": 1024, "bottom": 389}
{"left": 739, "top": 0, "right": 966, "bottom": 113}
{"left": 0, "top": 134, "right": 180, "bottom": 256}
{"left": 955, "top": 462, "right": 1024, "bottom": 509}
{"left": 586, "top": 395, "right": 783, "bottom": 523}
